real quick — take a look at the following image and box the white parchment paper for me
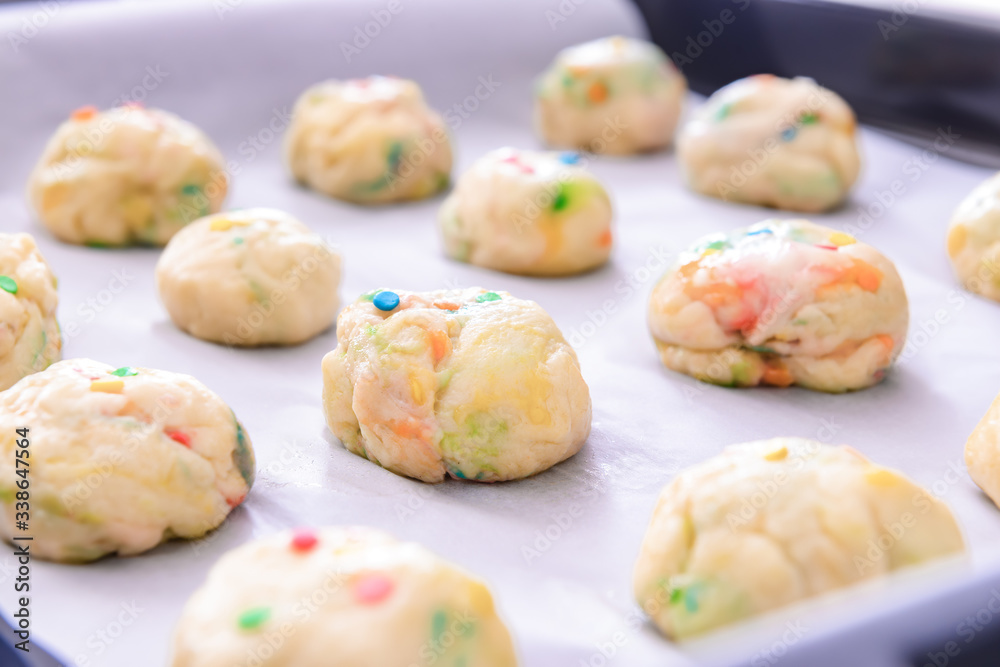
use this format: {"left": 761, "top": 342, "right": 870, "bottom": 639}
{"left": 1, "top": 1, "right": 1000, "bottom": 666}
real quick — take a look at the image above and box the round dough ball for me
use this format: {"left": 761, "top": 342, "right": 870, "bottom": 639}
{"left": 27, "top": 105, "right": 227, "bottom": 246}
{"left": 439, "top": 148, "right": 613, "bottom": 276}
{"left": 648, "top": 219, "right": 908, "bottom": 393}
{"left": 535, "top": 36, "right": 686, "bottom": 155}
{"left": 322, "top": 288, "right": 591, "bottom": 483}
{"left": 678, "top": 75, "right": 860, "bottom": 212}
{"left": 634, "top": 438, "right": 964, "bottom": 639}
{"left": 0, "top": 233, "right": 61, "bottom": 390}
{"left": 947, "top": 171, "right": 1000, "bottom": 301}
{"left": 964, "top": 389, "right": 1000, "bottom": 509}
{"left": 171, "top": 527, "right": 518, "bottom": 667}
{"left": 285, "top": 76, "right": 452, "bottom": 204}
{"left": 156, "top": 208, "right": 341, "bottom": 347}
{"left": 0, "top": 359, "right": 255, "bottom": 562}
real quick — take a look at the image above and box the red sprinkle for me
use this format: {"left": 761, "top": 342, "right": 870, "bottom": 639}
{"left": 816, "top": 244, "right": 838, "bottom": 251}
{"left": 353, "top": 574, "right": 394, "bottom": 604}
{"left": 290, "top": 529, "right": 319, "bottom": 553}
{"left": 226, "top": 494, "right": 246, "bottom": 508}
{"left": 166, "top": 430, "right": 191, "bottom": 447}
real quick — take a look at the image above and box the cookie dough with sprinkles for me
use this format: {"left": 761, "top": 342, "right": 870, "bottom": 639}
{"left": 0, "top": 359, "right": 255, "bottom": 562}
{"left": 634, "top": 438, "right": 964, "bottom": 639}
{"left": 439, "top": 148, "right": 613, "bottom": 276}
{"left": 647, "top": 219, "right": 908, "bottom": 392}
{"left": 285, "top": 76, "right": 453, "bottom": 204}
{"left": 677, "top": 75, "right": 861, "bottom": 212}
{"left": 0, "top": 233, "right": 61, "bottom": 390}
{"left": 947, "top": 170, "right": 1000, "bottom": 301}
{"left": 171, "top": 527, "right": 518, "bottom": 667}
{"left": 535, "top": 36, "right": 686, "bottom": 154}
{"left": 322, "top": 288, "right": 591, "bottom": 482}
{"left": 27, "top": 105, "right": 227, "bottom": 246}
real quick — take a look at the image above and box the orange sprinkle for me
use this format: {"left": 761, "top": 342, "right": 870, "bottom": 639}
{"left": 429, "top": 330, "right": 451, "bottom": 363}
{"left": 71, "top": 105, "right": 98, "bottom": 121}
{"left": 433, "top": 301, "right": 460, "bottom": 311}
{"left": 762, "top": 366, "right": 794, "bottom": 387}
{"left": 587, "top": 81, "right": 608, "bottom": 104}
{"left": 597, "top": 229, "right": 613, "bottom": 247}
{"left": 875, "top": 334, "right": 894, "bottom": 350}
{"left": 392, "top": 418, "right": 429, "bottom": 441}
{"left": 856, "top": 264, "right": 882, "bottom": 292}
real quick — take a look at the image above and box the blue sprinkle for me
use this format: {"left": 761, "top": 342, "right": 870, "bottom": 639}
{"left": 373, "top": 291, "right": 400, "bottom": 312}
{"left": 780, "top": 127, "right": 797, "bottom": 142}
{"left": 746, "top": 229, "right": 774, "bottom": 236}
{"left": 557, "top": 151, "right": 580, "bottom": 165}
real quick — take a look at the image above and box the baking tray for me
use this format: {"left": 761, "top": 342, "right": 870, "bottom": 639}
{"left": 1, "top": 1, "right": 1000, "bottom": 665}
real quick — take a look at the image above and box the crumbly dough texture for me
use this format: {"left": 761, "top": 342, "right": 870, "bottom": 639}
{"left": 634, "top": 438, "right": 965, "bottom": 639}
{"left": 0, "top": 359, "right": 255, "bottom": 562}
{"left": 156, "top": 208, "right": 341, "bottom": 347}
{"left": 647, "top": 219, "right": 908, "bottom": 393}
{"left": 677, "top": 75, "right": 860, "bottom": 212}
{"left": 322, "top": 288, "right": 591, "bottom": 483}
{"left": 0, "top": 233, "right": 61, "bottom": 390}
{"left": 947, "top": 171, "right": 1000, "bottom": 301}
{"left": 439, "top": 148, "right": 613, "bottom": 276}
{"left": 535, "top": 36, "right": 686, "bottom": 155}
{"left": 964, "top": 389, "right": 1000, "bottom": 510}
{"left": 171, "top": 527, "right": 518, "bottom": 667}
{"left": 285, "top": 76, "right": 452, "bottom": 204}
{"left": 27, "top": 106, "right": 227, "bottom": 246}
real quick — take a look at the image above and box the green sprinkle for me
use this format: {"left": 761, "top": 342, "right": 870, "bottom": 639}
{"left": 233, "top": 238, "right": 244, "bottom": 245}
{"left": 431, "top": 610, "right": 448, "bottom": 640}
{"left": 705, "top": 240, "right": 727, "bottom": 251}
{"left": 684, "top": 589, "right": 700, "bottom": 613}
{"left": 792, "top": 318, "right": 809, "bottom": 326}
{"left": 181, "top": 184, "right": 201, "bottom": 196}
{"left": 359, "top": 290, "right": 379, "bottom": 302}
{"left": 0, "top": 276, "right": 17, "bottom": 295}
{"left": 233, "top": 418, "right": 255, "bottom": 488}
{"left": 669, "top": 587, "right": 683, "bottom": 604}
{"left": 237, "top": 606, "right": 270, "bottom": 631}
{"left": 110, "top": 367, "right": 138, "bottom": 377}
{"left": 476, "top": 292, "right": 501, "bottom": 303}
{"left": 715, "top": 103, "right": 732, "bottom": 121}
{"left": 800, "top": 112, "right": 819, "bottom": 125}
{"left": 746, "top": 345, "right": 775, "bottom": 354}
{"left": 552, "top": 184, "right": 569, "bottom": 212}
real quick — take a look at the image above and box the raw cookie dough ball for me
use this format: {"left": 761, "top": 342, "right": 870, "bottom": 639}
{"left": 439, "top": 148, "right": 613, "bottom": 276}
{"left": 963, "top": 389, "right": 1000, "bottom": 509}
{"left": 634, "top": 438, "right": 964, "bottom": 639}
{"left": 648, "top": 219, "right": 908, "bottom": 393}
{"left": 0, "top": 233, "right": 61, "bottom": 390}
{"left": 0, "top": 359, "right": 254, "bottom": 562}
{"left": 156, "top": 208, "right": 341, "bottom": 347}
{"left": 171, "top": 527, "right": 518, "bottom": 667}
{"left": 27, "top": 105, "right": 227, "bottom": 246}
{"left": 678, "top": 75, "right": 860, "bottom": 212}
{"left": 947, "top": 171, "right": 1000, "bottom": 301}
{"left": 535, "top": 36, "right": 686, "bottom": 155}
{"left": 285, "top": 76, "right": 452, "bottom": 204}
{"left": 322, "top": 288, "right": 591, "bottom": 483}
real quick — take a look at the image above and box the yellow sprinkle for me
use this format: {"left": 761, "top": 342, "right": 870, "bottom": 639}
{"left": 467, "top": 582, "right": 496, "bottom": 616}
{"left": 763, "top": 444, "right": 788, "bottom": 461}
{"left": 828, "top": 232, "right": 856, "bottom": 247}
{"left": 947, "top": 225, "right": 966, "bottom": 258}
{"left": 209, "top": 218, "right": 249, "bottom": 232}
{"left": 90, "top": 379, "right": 124, "bottom": 394}
{"left": 702, "top": 248, "right": 721, "bottom": 256}
{"left": 410, "top": 378, "right": 425, "bottom": 405}
{"left": 866, "top": 469, "right": 900, "bottom": 487}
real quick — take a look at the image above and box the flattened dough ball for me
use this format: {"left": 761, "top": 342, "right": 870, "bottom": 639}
{"left": 439, "top": 148, "right": 613, "bottom": 275}
{"left": 535, "top": 36, "right": 686, "bottom": 155}
{"left": 947, "top": 171, "right": 1000, "bottom": 301}
{"left": 171, "top": 527, "right": 518, "bottom": 667}
{"left": 0, "top": 233, "right": 61, "bottom": 390}
{"left": 0, "top": 359, "right": 255, "bottom": 562}
{"left": 27, "top": 105, "right": 227, "bottom": 246}
{"left": 322, "top": 288, "right": 591, "bottom": 483}
{"left": 634, "top": 438, "right": 964, "bottom": 639}
{"left": 285, "top": 76, "right": 452, "bottom": 204}
{"left": 678, "top": 75, "right": 860, "bottom": 212}
{"left": 964, "top": 389, "right": 1000, "bottom": 509}
{"left": 648, "top": 219, "right": 908, "bottom": 393}
{"left": 156, "top": 208, "right": 341, "bottom": 347}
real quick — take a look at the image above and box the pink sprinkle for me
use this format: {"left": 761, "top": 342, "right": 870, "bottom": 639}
{"left": 815, "top": 244, "right": 838, "bottom": 251}
{"left": 290, "top": 529, "right": 318, "bottom": 552}
{"left": 166, "top": 430, "right": 191, "bottom": 447}
{"left": 353, "top": 574, "right": 394, "bottom": 604}
{"left": 501, "top": 155, "right": 520, "bottom": 164}
{"left": 226, "top": 493, "right": 246, "bottom": 508}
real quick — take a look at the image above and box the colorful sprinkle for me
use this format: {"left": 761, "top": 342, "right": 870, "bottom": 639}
{"left": 552, "top": 185, "right": 569, "bottom": 212}
{"left": 290, "top": 528, "right": 318, "bottom": 552}
{"left": 71, "top": 105, "right": 97, "bottom": 121}
{"left": 828, "top": 232, "right": 856, "bottom": 247}
{"left": 109, "top": 367, "right": 138, "bottom": 377}
{"left": 373, "top": 291, "right": 400, "bottom": 311}
{"left": 815, "top": 244, "right": 838, "bottom": 251}
{"left": 90, "top": 379, "right": 124, "bottom": 394}
{"left": 715, "top": 103, "right": 732, "bottom": 121}
{"left": 431, "top": 610, "right": 448, "bottom": 640}
{"left": 475, "top": 292, "right": 501, "bottom": 303}
{"left": 746, "top": 229, "right": 773, "bottom": 236}
{"left": 433, "top": 301, "right": 460, "bottom": 311}
{"left": 237, "top": 607, "right": 270, "bottom": 631}
{"left": 233, "top": 238, "right": 244, "bottom": 245}
{"left": 587, "top": 81, "right": 608, "bottom": 103}
{"left": 0, "top": 276, "right": 17, "bottom": 295}
{"left": 558, "top": 151, "right": 580, "bottom": 165}
{"left": 800, "top": 112, "right": 819, "bottom": 125}
{"left": 353, "top": 574, "right": 395, "bottom": 604}
{"left": 780, "top": 127, "right": 797, "bottom": 142}
{"left": 166, "top": 430, "right": 191, "bottom": 447}
{"left": 762, "top": 444, "right": 789, "bottom": 461}
{"left": 209, "top": 218, "right": 249, "bottom": 232}
{"left": 597, "top": 229, "right": 613, "bottom": 247}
